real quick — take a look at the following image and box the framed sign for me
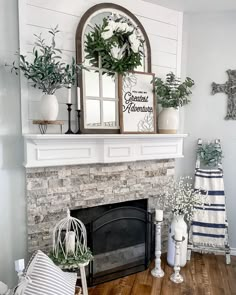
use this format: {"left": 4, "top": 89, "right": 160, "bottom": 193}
{"left": 119, "top": 71, "right": 156, "bottom": 133}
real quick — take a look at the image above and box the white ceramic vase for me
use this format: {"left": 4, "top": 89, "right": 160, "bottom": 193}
{"left": 167, "top": 215, "right": 188, "bottom": 267}
{"left": 158, "top": 107, "right": 179, "bottom": 134}
{"left": 40, "top": 94, "right": 59, "bottom": 121}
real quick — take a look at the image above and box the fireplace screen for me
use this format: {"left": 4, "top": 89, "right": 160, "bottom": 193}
{"left": 72, "top": 199, "right": 153, "bottom": 286}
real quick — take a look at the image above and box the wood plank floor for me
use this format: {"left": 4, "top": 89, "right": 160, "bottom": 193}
{"left": 88, "top": 253, "right": 236, "bottom": 295}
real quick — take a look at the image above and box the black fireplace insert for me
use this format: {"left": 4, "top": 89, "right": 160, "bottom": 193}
{"left": 71, "top": 199, "right": 154, "bottom": 286}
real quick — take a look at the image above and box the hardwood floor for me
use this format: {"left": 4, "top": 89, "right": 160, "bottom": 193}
{"left": 88, "top": 253, "right": 236, "bottom": 295}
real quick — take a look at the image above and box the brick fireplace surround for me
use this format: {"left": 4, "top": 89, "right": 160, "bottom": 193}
{"left": 26, "top": 159, "right": 175, "bottom": 254}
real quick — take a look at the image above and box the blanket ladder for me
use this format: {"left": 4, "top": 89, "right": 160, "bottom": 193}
{"left": 187, "top": 139, "right": 231, "bottom": 265}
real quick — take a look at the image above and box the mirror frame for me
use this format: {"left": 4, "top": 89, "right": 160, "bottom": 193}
{"left": 76, "top": 3, "right": 152, "bottom": 134}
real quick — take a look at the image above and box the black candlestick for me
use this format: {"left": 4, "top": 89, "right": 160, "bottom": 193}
{"left": 75, "top": 110, "right": 81, "bottom": 134}
{"left": 65, "top": 103, "right": 74, "bottom": 134}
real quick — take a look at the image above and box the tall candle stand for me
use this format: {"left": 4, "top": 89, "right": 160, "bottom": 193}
{"left": 151, "top": 221, "right": 164, "bottom": 278}
{"left": 65, "top": 103, "right": 74, "bottom": 134}
{"left": 75, "top": 110, "right": 81, "bottom": 134}
{"left": 170, "top": 235, "right": 185, "bottom": 284}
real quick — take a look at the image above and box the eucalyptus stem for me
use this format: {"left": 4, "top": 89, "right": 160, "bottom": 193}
{"left": 197, "top": 143, "right": 223, "bottom": 167}
{"left": 153, "top": 72, "right": 195, "bottom": 108}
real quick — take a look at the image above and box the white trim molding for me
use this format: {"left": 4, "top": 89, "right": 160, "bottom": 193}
{"left": 23, "top": 133, "right": 187, "bottom": 168}
{"left": 231, "top": 248, "right": 236, "bottom": 256}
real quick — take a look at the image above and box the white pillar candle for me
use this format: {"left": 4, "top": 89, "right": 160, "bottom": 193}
{"left": 77, "top": 87, "right": 81, "bottom": 110}
{"left": 174, "top": 228, "right": 183, "bottom": 241}
{"left": 68, "top": 84, "right": 72, "bottom": 104}
{"left": 66, "top": 231, "right": 76, "bottom": 254}
{"left": 155, "top": 209, "right": 163, "bottom": 222}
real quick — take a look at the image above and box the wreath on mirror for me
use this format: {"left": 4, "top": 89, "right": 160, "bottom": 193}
{"left": 84, "top": 15, "right": 145, "bottom": 76}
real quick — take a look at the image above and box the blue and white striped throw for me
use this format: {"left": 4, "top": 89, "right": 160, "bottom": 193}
{"left": 192, "top": 168, "right": 226, "bottom": 247}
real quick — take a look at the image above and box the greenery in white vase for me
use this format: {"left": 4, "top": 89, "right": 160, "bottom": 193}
{"left": 153, "top": 72, "right": 195, "bottom": 108}
{"left": 197, "top": 142, "right": 223, "bottom": 168}
{"left": 158, "top": 176, "right": 208, "bottom": 222}
{"left": 11, "top": 26, "right": 85, "bottom": 94}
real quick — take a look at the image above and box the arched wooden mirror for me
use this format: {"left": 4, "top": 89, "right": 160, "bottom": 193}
{"left": 76, "top": 3, "right": 151, "bottom": 133}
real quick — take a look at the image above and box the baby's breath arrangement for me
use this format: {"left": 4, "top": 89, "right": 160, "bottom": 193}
{"left": 159, "top": 176, "right": 207, "bottom": 222}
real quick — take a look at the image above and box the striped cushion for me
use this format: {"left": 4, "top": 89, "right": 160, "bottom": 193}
{"left": 21, "top": 250, "right": 77, "bottom": 295}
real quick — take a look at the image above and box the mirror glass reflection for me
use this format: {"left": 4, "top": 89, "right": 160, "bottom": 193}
{"left": 90, "top": 12, "right": 111, "bottom": 27}
{"left": 84, "top": 70, "right": 99, "bottom": 97}
{"left": 103, "top": 100, "right": 116, "bottom": 127}
{"left": 86, "top": 99, "right": 101, "bottom": 126}
{"left": 102, "top": 73, "right": 116, "bottom": 98}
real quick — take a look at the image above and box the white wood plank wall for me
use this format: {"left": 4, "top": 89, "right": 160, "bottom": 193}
{"left": 18, "top": 0, "right": 183, "bottom": 134}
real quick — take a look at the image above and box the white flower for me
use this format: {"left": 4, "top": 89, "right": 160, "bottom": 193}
{"left": 125, "top": 22, "right": 136, "bottom": 33}
{"left": 109, "top": 20, "right": 118, "bottom": 31}
{"left": 126, "top": 25, "right": 134, "bottom": 33}
{"left": 110, "top": 43, "right": 127, "bottom": 60}
{"left": 117, "top": 22, "right": 126, "bottom": 32}
{"left": 123, "top": 23, "right": 131, "bottom": 32}
{"left": 129, "top": 33, "right": 141, "bottom": 53}
{"left": 101, "top": 27, "right": 113, "bottom": 40}
{"left": 101, "top": 20, "right": 122, "bottom": 40}
{"left": 116, "top": 22, "right": 133, "bottom": 33}
{"left": 110, "top": 44, "right": 121, "bottom": 59}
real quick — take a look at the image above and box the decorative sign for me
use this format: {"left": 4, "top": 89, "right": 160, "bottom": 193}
{"left": 119, "top": 72, "right": 156, "bottom": 133}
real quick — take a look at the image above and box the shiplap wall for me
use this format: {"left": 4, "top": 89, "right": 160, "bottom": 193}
{"left": 18, "top": 0, "right": 183, "bottom": 134}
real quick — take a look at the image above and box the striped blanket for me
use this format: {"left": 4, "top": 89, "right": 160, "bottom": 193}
{"left": 191, "top": 168, "right": 226, "bottom": 247}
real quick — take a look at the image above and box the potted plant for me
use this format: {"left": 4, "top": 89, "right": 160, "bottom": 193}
{"left": 197, "top": 142, "right": 223, "bottom": 168}
{"left": 153, "top": 72, "right": 194, "bottom": 134}
{"left": 158, "top": 176, "right": 207, "bottom": 267}
{"left": 11, "top": 26, "right": 84, "bottom": 121}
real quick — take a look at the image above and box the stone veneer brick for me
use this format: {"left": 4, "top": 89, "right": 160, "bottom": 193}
{"left": 26, "top": 159, "right": 175, "bottom": 253}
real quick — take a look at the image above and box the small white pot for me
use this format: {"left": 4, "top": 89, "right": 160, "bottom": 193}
{"left": 167, "top": 215, "right": 188, "bottom": 267}
{"left": 158, "top": 107, "right": 179, "bottom": 134}
{"left": 40, "top": 94, "right": 59, "bottom": 121}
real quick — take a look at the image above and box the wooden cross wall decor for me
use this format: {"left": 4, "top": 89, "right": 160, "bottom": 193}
{"left": 212, "top": 69, "right": 236, "bottom": 120}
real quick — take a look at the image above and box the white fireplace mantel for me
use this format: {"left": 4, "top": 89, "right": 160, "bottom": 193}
{"left": 23, "top": 134, "right": 188, "bottom": 168}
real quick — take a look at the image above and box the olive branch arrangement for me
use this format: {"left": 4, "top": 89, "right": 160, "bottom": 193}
{"left": 10, "top": 26, "right": 85, "bottom": 94}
